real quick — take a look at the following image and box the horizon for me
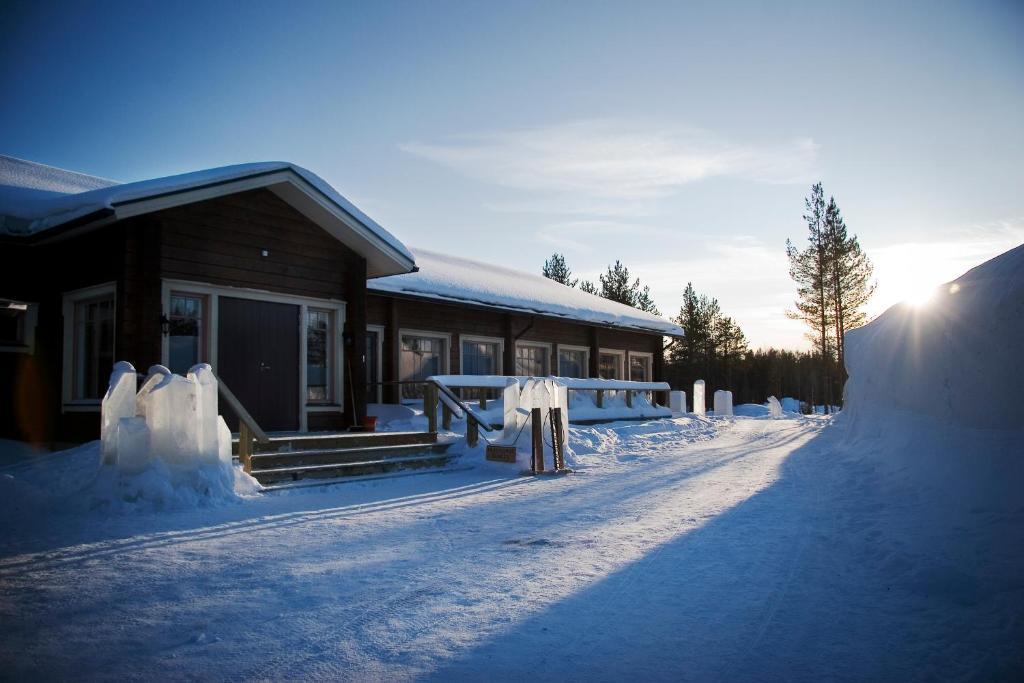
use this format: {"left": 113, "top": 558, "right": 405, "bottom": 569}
{"left": 2, "top": 0, "right": 1022, "bottom": 349}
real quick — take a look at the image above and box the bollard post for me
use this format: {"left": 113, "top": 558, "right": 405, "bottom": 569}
{"left": 531, "top": 407, "right": 544, "bottom": 474}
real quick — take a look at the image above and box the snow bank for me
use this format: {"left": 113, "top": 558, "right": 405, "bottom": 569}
{"left": 844, "top": 242, "right": 1024, "bottom": 431}
{"left": 734, "top": 403, "right": 769, "bottom": 418}
{"left": 837, "top": 243, "right": 1024, "bottom": 552}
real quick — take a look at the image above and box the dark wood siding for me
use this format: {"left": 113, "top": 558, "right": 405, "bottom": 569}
{"left": 155, "top": 189, "right": 366, "bottom": 430}
{"left": 366, "top": 292, "right": 666, "bottom": 401}
{"left": 157, "top": 189, "right": 360, "bottom": 300}
{"left": 0, "top": 224, "right": 127, "bottom": 444}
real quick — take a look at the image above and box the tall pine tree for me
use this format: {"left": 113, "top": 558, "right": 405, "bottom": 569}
{"left": 786, "top": 182, "right": 835, "bottom": 411}
{"left": 823, "top": 197, "right": 874, "bottom": 371}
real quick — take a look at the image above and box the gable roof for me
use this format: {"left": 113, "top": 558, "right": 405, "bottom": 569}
{"left": 369, "top": 248, "right": 684, "bottom": 337}
{"left": 0, "top": 155, "right": 415, "bottom": 278}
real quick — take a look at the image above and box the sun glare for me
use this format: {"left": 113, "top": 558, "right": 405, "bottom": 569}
{"left": 903, "top": 285, "right": 936, "bottom": 307}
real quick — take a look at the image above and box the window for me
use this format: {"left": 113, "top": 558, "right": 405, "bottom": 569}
{"left": 630, "top": 353, "right": 653, "bottom": 382}
{"left": 0, "top": 300, "right": 36, "bottom": 353}
{"left": 599, "top": 350, "right": 624, "bottom": 380}
{"left": 461, "top": 337, "right": 502, "bottom": 376}
{"left": 64, "top": 285, "right": 116, "bottom": 402}
{"left": 168, "top": 293, "right": 205, "bottom": 374}
{"left": 307, "top": 309, "right": 332, "bottom": 402}
{"left": 557, "top": 346, "right": 588, "bottom": 378}
{"left": 400, "top": 332, "right": 448, "bottom": 399}
{"left": 515, "top": 342, "right": 550, "bottom": 377}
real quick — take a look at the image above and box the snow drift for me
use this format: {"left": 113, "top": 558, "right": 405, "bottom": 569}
{"left": 844, "top": 242, "right": 1024, "bottom": 431}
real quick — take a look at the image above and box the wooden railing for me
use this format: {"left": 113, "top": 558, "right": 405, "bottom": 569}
{"left": 423, "top": 379, "right": 493, "bottom": 447}
{"left": 217, "top": 377, "right": 269, "bottom": 473}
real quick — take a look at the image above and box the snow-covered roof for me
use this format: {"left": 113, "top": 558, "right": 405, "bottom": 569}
{"left": 0, "top": 155, "right": 415, "bottom": 277}
{"left": 369, "top": 248, "right": 684, "bottom": 336}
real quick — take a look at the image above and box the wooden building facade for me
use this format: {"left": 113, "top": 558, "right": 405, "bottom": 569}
{"left": 0, "top": 157, "right": 682, "bottom": 446}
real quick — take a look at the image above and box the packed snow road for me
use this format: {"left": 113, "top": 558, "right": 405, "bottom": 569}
{"left": 1, "top": 415, "right": 1021, "bottom": 681}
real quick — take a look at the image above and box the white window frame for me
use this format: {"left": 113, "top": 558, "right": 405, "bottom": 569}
{"left": 628, "top": 351, "right": 655, "bottom": 382}
{"left": 0, "top": 301, "right": 38, "bottom": 354}
{"left": 515, "top": 340, "right": 553, "bottom": 377}
{"left": 598, "top": 348, "right": 626, "bottom": 380}
{"left": 399, "top": 328, "right": 451, "bottom": 374}
{"left": 555, "top": 343, "right": 590, "bottom": 378}
{"left": 305, "top": 307, "right": 335, "bottom": 404}
{"left": 62, "top": 282, "right": 116, "bottom": 411}
{"left": 166, "top": 290, "right": 210, "bottom": 374}
{"left": 366, "top": 324, "right": 385, "bottom": 404}
{"left": 459, "top": 334, "right": 505, "bottom": 376}
{"left": 161, "top": 279, "right": 346, "bottom": 432}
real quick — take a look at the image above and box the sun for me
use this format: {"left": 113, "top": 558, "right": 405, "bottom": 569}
{"left": 903, "top": 284, "right": 936, "bottom": 307}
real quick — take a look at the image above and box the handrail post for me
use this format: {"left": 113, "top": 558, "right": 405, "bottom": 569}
{"left": 626, "top": 390, "right": 633, "bottom": 408}
{"left": 425, "top": 382, "right": 438, "bottom": 433}
{"left": 239, "top": 423, "right": 253, "bottom": 474}
{"left": 596, "top": 389, "right": 604, "bottom": 408}
{"left": 442, "top": 403, "right": 452, "bottom": 430}
{"left": 467, "top": 420, "right": 479, "bottom": 448}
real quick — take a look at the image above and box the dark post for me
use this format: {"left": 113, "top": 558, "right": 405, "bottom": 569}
{"left": 386, "top": 298, "right": 401, "bottom": 404}
{"left": 589, "top": 326, "right": 600, "bottom": 378}
{"left": 531, "top": 407, "right": 543, "bottom": 474}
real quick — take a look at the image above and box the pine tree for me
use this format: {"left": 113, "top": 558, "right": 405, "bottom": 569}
{"left": 823, "top": 197, "right": 875, "bottom": 372}
{"left": 541, "top": 253, "right": 578, "bottom": 287}
{"left": 599, "top": 260, "right": 635, "bottom": 305}
{"left": 786, "top": 182, "right": 835, "bottom": 412}
{"left": 635, "top": 284, "right": 661, "bottom": 316}
{"left": 579, "top": 280, "right": 599, "bottom": 295}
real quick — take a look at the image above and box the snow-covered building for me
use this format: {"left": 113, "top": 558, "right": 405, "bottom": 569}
{"left": 0, "top": 155, "right": 682, "bottom": 443}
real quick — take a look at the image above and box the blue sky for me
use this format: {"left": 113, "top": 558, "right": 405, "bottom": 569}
{"left": 2, "top": 0, "right": 1022, "bottom": 348}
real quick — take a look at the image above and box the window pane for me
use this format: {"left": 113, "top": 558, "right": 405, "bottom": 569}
{"left": 168, "top": 294, "right": 203, "bottom": 375}
{"left": 74, "top": 296, "right": 114, "bottom": 400}
{"left": 558, "top": 349, "right": 586, "bottom": 378}
{"left": 462, "top": 340, "right": 498, "bottom": 375}
{"left": 516, "top": 345, "right": 548, "bottom": 377}
{"left": 307, "top": 310, "right": 330, "bottom": 402}
{"left": 599, "top": 353, "right": 620, "bottom": 380}
{"left": 630, "top": 356, "right": 650, "bottom": 382}
{"left": 401, "top": 335, "right": 445, "bottom": 399}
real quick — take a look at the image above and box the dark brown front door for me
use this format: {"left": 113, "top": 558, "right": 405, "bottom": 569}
{"left": 217, "top": 297, "right": 300, "bottom": 432}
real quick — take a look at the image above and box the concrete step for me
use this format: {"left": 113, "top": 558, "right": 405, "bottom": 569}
{"left": 250, "top": 451, "right": 458, "bottom": 484}
{"left": 249, "top": 443, "right": 450, "bottom": 469}
{"left": 233, "top": 430, "right": 436, "bottom": 455}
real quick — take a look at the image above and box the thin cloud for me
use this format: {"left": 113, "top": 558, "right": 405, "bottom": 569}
{"left": 402, "top": 120, "right": 819, "bottom": 201}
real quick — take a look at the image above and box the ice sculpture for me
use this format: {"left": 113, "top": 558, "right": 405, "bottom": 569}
{"left": 188, "top": 363, "right": 219, "bottom": 464}
{"left": 693, "top": 380, "right": 706, "bottom": 416}
{"left": 145, "top": 373, "right": 201, "bottom": 468}
{"left": 767, "top": 396, "right": 783, "bottom": 418}
{"left": 101, "top": 361, "right": 137, "bottom": 464}
{"left": 714, "top": 390, "right": 734, "bottom": 416}
{"left": 670, "top": 390, "right": 687, "bottom": 415}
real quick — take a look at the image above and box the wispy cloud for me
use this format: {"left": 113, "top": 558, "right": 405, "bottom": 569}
{"left": 401, "top": 120, "right": 819, "bottom": 202}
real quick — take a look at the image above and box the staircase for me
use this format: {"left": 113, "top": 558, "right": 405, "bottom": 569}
{"left": 233, "top": 431, "right": 456, "bottom": 486}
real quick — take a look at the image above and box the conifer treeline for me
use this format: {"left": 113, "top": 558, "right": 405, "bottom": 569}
{"left": 541, "top": 181, "right": 873, "bottom": 410}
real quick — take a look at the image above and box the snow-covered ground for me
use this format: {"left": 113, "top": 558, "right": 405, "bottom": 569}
{"left": 3, "top": 245, "right": 1022, "bottom": 680}
{"left": 2, "top": 409, "right": 1021, "bottom": 680}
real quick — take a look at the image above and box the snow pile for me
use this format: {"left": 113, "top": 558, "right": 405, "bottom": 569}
{"left": 780, "top": 397, "right": 801, "bottom": 413}
{"left": 844, "top": 242, "right": 1024, "bottom": 431}
{"left": 369, "top": 248, "right": 683, "bottom": 335}
{"left": 733, "top": 403, "right": 769, "bottom": 418}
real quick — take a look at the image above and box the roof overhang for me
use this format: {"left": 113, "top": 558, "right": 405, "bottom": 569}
{"left": 367, "top": 288, "right": 684, "bottom": 338}
{"left": 14, "top": 168, "right": 415, "bottom": 278}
